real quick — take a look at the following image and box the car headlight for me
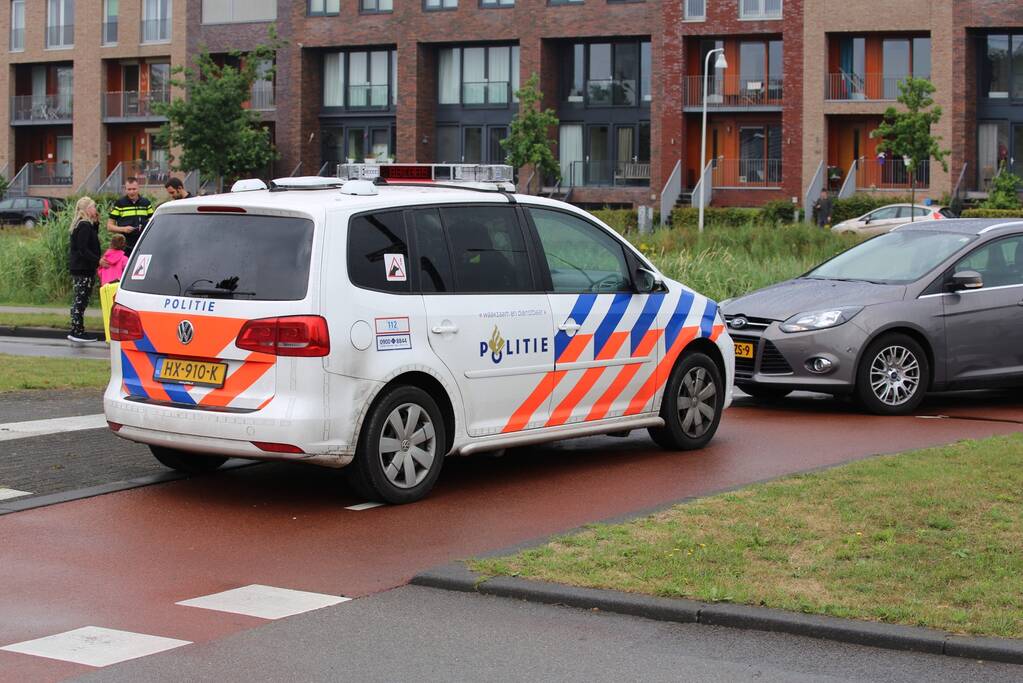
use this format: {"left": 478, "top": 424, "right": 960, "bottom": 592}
{"left": 779, "top": 306, "right": 862, "bottom": 333}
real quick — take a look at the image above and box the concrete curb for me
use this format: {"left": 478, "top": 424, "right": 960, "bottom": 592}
{"left": 412, "top": 563, "right": 1023, "bottom": 666}
{"left": 0, "top": 325, "right": 103, "bottom": 340}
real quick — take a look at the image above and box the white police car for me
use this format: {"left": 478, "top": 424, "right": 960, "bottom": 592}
{"left": 104, "top": 164, "right": 734, "bottom": 503}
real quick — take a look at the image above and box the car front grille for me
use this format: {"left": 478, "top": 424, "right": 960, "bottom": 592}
{"left": 731, "top": 334, "right": 758, "bottom": 379}
{"left": 759, "top": 340, "right": 794, "bottom": 375}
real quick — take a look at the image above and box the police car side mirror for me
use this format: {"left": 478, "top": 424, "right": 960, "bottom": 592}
{"left": 635, "top": 268, "right": 664, "bottom": 294}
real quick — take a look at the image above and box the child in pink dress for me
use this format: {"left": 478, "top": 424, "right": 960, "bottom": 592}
{"left": 97, "top": 234, "right": 129, "bottom": 285}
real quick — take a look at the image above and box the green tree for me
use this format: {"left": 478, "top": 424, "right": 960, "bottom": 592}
{"left": 869, "top": 77, "right": 950, "bottom": 220}
{"left": 982, "top": 163, "right": 1023, "bottom": 210}
{"left": 154, "top": 28, "right": 284, "bottom": 184}
{"left": 500, "top": 73, "right": 560, "bottom": 194}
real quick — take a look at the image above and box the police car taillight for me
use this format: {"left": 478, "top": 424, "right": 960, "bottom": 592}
{"left": 236, "top": 316, "right": 330, "bottom": 357}
{"left": 110, "top": 303, "right": 144, "bottom": 342}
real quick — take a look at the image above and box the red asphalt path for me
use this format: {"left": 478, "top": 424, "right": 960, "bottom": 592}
{"left": 2, "top": 394, "right": 1021, "bottom": 681}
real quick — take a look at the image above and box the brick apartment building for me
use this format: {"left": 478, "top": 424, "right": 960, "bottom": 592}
{"left": 0, "top": 0, "right": 1020, "bottom": 212}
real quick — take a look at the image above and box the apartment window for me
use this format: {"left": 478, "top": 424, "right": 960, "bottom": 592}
{"left": 10, "top": 0, "right": 24, "bottom": 51}
{"left": 565, "top": 40, "right": 651, "bottom": 107}
{"left": 323, "top": 49, "right": 396, "bottom": 109}
{"left": 202, "top": 0, "right": 276, "bottom": 23}
{"left": 684, "top": 0, "right": 704, "bottom": 20}
{"left": 739, "top": 125, "right": 782, "bottom": 183}
{"left": 150, "top": 62, "right": 170, "bottom": 94}
{"left": 424, "top": 0, "right": 457, "bottom": 9}
{"left": 739, "top": 0, "right": 781, "bottom": 19}
{"left": 913, "top": 37, "right": 931, "bottom": 81}
{"left": 141, "top": 0, "right": 170, "bottom": 43}
{"left": 102, "top": 0, "right": 117, "bottom": 44}
{"left": 46, "top": 0, "right": 74, "bottom": 49}
{"left": 438, "top": 45, "right": 519, "bottom": 106}
{"left": 480, "top": 0, "right": 513, "bottom": 6}
{"left": 361, "top": 0, "right": 392, "bottom": 11}
{"left": 985, "top": 35, "right": 1011, "bottom": 99}
{"left": 309, "top": 0, "right": 340, "bottom": 15}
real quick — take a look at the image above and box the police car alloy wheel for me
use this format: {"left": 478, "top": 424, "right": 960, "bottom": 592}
{"left": 350, "top": 385, "right": 447, "bottom": 505}
{"left": 648, "top": 352, "right": 724, "bottom": 451}
{"left": 149, "top": 445, "right": 228, "bottom": 474}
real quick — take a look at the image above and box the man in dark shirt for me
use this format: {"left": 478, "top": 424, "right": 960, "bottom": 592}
{"left": 107, "top": 177, "right": 154, "bottom": 255}
{"left": 164, "top": 176, "right": 191, "bottom": 201}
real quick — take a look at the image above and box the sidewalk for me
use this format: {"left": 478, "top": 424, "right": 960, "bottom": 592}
{"left": 0, "top": 305, "right": 68, "bottom": 314}
{"left": 0, "top": 336, "right": 109, "bottom": 360}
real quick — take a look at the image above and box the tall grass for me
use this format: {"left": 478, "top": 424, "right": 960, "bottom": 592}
{"left": 623, "top": 223, "right": 862, "bottom": 302}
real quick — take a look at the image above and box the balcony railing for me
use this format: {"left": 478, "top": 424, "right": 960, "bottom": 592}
{"left": 140, "top": 17, "right": 170, "bottom": 43}
{"left": 856, "top": 158, "right": 930, "bottom": 190}
{"left": 462, "top": 81, "right": 511, "bottom": 106}
{"left": 102, "top": 20, "right": 118, "bottom": 44}
{"left": 28, "top": 161, "right": 73, "bottom": 186}
{"left": 347, "top": 84, "right": 390, "bottom": 109}
{"left": 826, "top": 73, "right": 923, "bottom": 101}
{"left": 560, "top": 160, "right": 651, "bottom": 188}
{"left": 46, "top": 24, "right": 74, "bottom": 48}
{"left": 683, "top": 75, "right": 784, "bottom": 108}
{"left": 585, "top": 79, "right": 642, "bottom": 107}
{"left": 711, "top": 159, "right": 783, "bottom": 188}
{"left": 249, "top": 82, "right": 275, "bottom": 111}
{"left": 102, "top": 90, "right": 169, "bottom": 119}
{"left": 11, "top": 94, "right": 73, "bottom": 123}
{"left": 123, "top": 160, "right": 171, "bottom": 186}
{"left": 10, "top": 27, "right": 24, "bottom": 51}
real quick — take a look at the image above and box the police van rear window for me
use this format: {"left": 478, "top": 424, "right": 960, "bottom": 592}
{"left": 120, "top": 213, "right": 314, "bottom": 301}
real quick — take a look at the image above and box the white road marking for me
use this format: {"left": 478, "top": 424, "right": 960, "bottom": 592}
{"left": 0, "top": 488, "right": 32, "bottom": 501}
{"left": 345, "top": 502, "right": 384, "bottom": 511}
{"left": 0, "top": 414, "right": 107, "bottom": 442}
{"left": 0, "top": 626, "right": 190, "bottom": 667}
{"left": 176, "top": 584, "right": 350, "bottom": 620}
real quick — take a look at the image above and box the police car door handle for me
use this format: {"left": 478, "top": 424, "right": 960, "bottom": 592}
{"left": 431, "top": 322, "right": 459, "bottom": 335}
{"left": 559, "top": 320, "right": 582, "bottom": 334}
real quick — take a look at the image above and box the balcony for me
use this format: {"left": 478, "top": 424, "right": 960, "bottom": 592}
{"left": 10, "top": 95, "right": 73, "bottom": 124}
{"left": 711, "top": 159, "right": 783, "bottom": 188}
{"left": 855, "top": 158, "right": 929, "bottom": 190}
{"left": 102, "top": 20, "right": 118, "bottom": 45}
{"left": 46, "top": 24, "right": 73, "bottom": 49}
{"left": 347, "top": 84, "right": 390, "bottom": 110}
{"left": 28, "top": 161, "right": 73, "bottom": 186}
{"left": 826, "top": 74, "right": 920, "bottom": 101}
{"left": 560, "top": 160, "right": 651, "bottom": 188}
{"left": 683, "top": 76, "right": 783, "bottom": 110}
{"left": 10, "top": 27, "right": 24, "bottom": 51}
{"left": 461, "top": 81, "right": 511, "bottom": 107}
{"left": 102, "top": 90, "right": 169, "bottom": 120}
{"left": 123, "top": 160, "right": 171, "bottom": 187}
{"left": 249, "top": 82, "right": 275, "bottom": 111}
{"left": 140, "top": 17, "right": 170, "bottom": 44}
{"left": 571, "top": 79, "right": 648, "bottom": 107}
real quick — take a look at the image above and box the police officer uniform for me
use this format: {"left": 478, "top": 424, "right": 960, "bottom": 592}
{"left": 109, "top": 194, "right": 155, "bottom": 255}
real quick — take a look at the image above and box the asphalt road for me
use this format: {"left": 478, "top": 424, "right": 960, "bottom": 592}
{"left": 0, "top": 387, "right": 1020, "bottom": 680}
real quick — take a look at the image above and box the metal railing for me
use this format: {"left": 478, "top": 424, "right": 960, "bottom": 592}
{"left": 683, "top": 76, "right": 784, "bottom": 108}
{"left": 317, "top": 161, "right": 333, "bottom": 177}
{"left": 8, "top": 164, "right": 29, "bottom": 196}
{"left": 347, "top": 84, "right": 390, "bottom": 109}
{"left": 102, "top": 90, "right": 169, "bottom": 119}
{"left": 825, "top": 73, "right": 922, "bottom": 101}
{"left": 28, "top": 161, "right": 73, "bottom": 186}
{"left": 661, "top": 159, "right": 683, "bottom": 226}
{"left": 46, "top": 24, "right": 74, "bottom": 48}
{"left": 102, "top": 20, "right": 118, "bottom": 44}
{"left": 183, "top": 169, "right": 200, "bottom": 197}
{"left": 804, "top": 160, "right": 825, "bottom": 214}
{"left": 289, "top": 162, "right": 303, "bottom": 177}
{"left": 98, "top": 162, "right": 124, "bottom": 196}
{"left": 559, "top": 160, "right": 651, "bottom": 188}
{"left": 461, "top": 81, "right": 511, "bottom": 106}
{"left": 952, "top": 162, "right": 968, "bottom": 206}
{"left": 692, "top": 159, "right": 714, "bottom": 211}
{"left": 140, "top": 17, "right": 170, "bottom": 43}
{"left": 711, "top": 159, "right": 783, "bottom": 188}
{"left": 838, "top": 159, "right": 858, "bottom": 199}
{"left": 76, "top": 163, "right": 103, "bottom": 195}
{"left": 584, "top": 78, "right": 642, "bottom": 107}
{"left": 10, "top": 94, "right": 73, "bottom": 122}
{"left": 10, "top": 27, "right": 24, "bottom": 51}
{"left": 856, "top": 158, "right": 930, "bottom": 190}
{"left": 123, "top": 161, "right": 171, "bottom": 187}
{"left": 250, "top": 82, "right": 275, "bottom": 111}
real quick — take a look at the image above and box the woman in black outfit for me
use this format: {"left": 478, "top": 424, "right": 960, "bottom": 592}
{"left": 68, "top": 196, "right": 101, "bottom": 343}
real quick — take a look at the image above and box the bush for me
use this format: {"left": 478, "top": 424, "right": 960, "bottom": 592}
{"left": 670, "top": 207, "right": 762, "bottom": 228}
{"left": 760, "top": 199, "right": 797, "bottom": 224}
{"left": 830, "top": 194, "right": 912, "bottom": 225}
{"left": 590, "top": 208, "right": 637, "bottom": 233}
{"left": 981, "top": 166, "right": 1023, "bottom": 210}
{"left": 961, "top": 208, "right": 1023, "bottom": 219}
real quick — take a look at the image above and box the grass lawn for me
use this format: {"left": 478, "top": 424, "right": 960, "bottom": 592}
{"left": 0, "top": 312, "right": 103, "bottom": 331}
{"left": 473, "top": 434, "right": 1023, "bottom": 639}
{"left": 0, "top": 354, "right": 110, "bottom": 392}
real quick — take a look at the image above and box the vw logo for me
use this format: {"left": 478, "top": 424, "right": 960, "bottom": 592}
{"left": 177, "top": 320, "right": 195, "bottom": 345}
{"left": 729, "top": 316, "right": 748, "bottom": 330}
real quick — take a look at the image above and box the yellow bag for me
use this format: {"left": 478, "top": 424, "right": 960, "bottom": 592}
{"left": 99, "top": 282, "right": 119, "bottom": 342}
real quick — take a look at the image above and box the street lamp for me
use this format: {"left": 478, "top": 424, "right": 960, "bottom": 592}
{"left": 698, "top": 48, "right": 728, "bottom": 233}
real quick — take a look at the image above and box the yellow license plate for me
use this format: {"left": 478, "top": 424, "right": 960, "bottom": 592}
{"left": 155, "top": 358, "right": 228, "bottom": 388}
{"left": 734, "top": 342, "right": 755, "bottom": 360}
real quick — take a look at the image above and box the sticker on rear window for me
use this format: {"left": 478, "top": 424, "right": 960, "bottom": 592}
{"left": 385, "top": 253, "right": 407, "bottom": 282}
{"left": 130, "top": 254, "right": 153, "bottom": 280}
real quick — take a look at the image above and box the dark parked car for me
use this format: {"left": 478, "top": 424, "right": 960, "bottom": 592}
{"left": 721, "top": 218, "right": 1023, "bottom": 414}
{"left": 0, "top": 196, "right": 57, "bottom": 227}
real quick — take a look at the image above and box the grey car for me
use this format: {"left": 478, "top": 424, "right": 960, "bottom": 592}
{"left": 720, "top": 218, "right": 1023, "bottom": 415}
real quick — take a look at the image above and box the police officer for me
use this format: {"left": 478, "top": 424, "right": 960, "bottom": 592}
{"left": 107, "top": 177, "right": 154, "bottom": 256}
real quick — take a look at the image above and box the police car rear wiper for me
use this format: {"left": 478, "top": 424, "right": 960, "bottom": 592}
{"left": 184, "top": 286, "right": 255, "bottom": 299}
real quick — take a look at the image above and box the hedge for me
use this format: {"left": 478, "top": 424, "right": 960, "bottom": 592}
{"left": 961, "top": 208, "right": 1023, "bottom": 219}
{"left": 669, "top": 207, "right": 763, "bottom": 228}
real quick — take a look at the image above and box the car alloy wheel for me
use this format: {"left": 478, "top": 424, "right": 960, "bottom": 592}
{"left": 868, "top": 344, "right": 921, "bottom": 407}
{"left": 378, "top": 402, "right": 437, "bottom": 490}
{"left": 678, "top": 366, "right": 717, "bottom": 438}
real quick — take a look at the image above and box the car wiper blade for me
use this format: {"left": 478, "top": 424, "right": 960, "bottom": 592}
{"left": 184, "top": 286, "right": 255, "bottom": 299}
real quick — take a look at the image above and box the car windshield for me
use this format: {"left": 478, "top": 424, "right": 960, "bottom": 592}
{"left": 806, "top": 231, "right": 975, "bottom": 284}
